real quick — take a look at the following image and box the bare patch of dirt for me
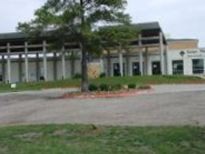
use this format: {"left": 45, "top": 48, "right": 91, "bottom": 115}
{"left": 52, "top": 129, "right": 68, "bottom": 137}
{"left": 14, "top": 132, "right": 43, "bottom": 141}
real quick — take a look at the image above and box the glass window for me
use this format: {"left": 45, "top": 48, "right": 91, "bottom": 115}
{"left": 192, "top": 59, "right": 204, "bottom": 74}
{"left": 172, "top": 60, "right": 184, "bottom": 75}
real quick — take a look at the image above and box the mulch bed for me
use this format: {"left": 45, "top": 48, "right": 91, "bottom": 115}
{"left": 61, "top": 88, "right": 152, "bottom": 99}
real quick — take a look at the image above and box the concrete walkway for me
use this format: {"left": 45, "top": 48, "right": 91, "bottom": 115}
{"left": 0, "top": 84, "right": 205, "bottom": 126}
{"left": 152, "top": 84, "right": 205, "bottom": 94}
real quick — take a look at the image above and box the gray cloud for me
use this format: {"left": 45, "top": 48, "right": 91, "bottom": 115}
{"left": 0, "top": 0, "right": 205, "bottom": 46}
{"left": 0, "top": 0, "right": 45, "bottom": 32}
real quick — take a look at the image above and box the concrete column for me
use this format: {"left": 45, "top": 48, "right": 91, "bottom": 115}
{"left": 61, "top": 47, "right": 66, "bottom": 79}
{"left": 6, "top": 43, "right": 11, "bottom": 83}
{"left": 165, "top": 45, "right": 169, "bottom": 75}
{"left": 24, "top": 42, "right": 29, "bottom": 82}
{"left": 160, "top": 32, "right": 165, "bottom": 75}
{"left": 53, "top": 52, "right": 57, "bottom": 80}
{"left": 36, "top": 53, "right": 40, "bottom": 81}
{"left": 139, "top": 51, "right": 143, "bottom": 76}
{"left": 138, "top": 34, "right": 144, "bottom": 76}
{"left": 70, "top": 51, "right": 75, "bottom": 77}
{"left": 43, "top": 40, "right": 48, "bottom": 81}
{"left": 19, "top": 54, "right": 23, "bottom": 82}
{"left": 119, "top": 52, "right": 123, "bottom": 76}
{"left": 144, "top": 47, "right": 149, "bottom": 75}
{"left": 1, "top": 55, "right": 5, "bottom": 82}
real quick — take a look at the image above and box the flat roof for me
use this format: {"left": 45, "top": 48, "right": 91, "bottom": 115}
{"left": 0, "top": 22, "right": 163, "bottom": 40}
{"left": 167, "top": 38, "right": 198, "bottom": 42}
{"left": 0, "top": 22, "right": 167, "bottom": 52}
{"left": 0, "top": 32, "right": 27, "bottom": 40}
{"left": 134, "top": 22, "right": 161, "bottom": 31}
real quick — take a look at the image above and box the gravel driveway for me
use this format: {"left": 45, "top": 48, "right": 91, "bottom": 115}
{"left": 0, "top": 84, "right": 205, "bottom": 126}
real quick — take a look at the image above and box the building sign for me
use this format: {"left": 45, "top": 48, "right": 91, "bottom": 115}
{"left": 200, "top": 49, "right": 205, "bottom": 53}
{"left": 186, "top": 50, "right": 205, "bottom": 58}
{"left": 187, "top": 50, "right": 198, "bottom": 54}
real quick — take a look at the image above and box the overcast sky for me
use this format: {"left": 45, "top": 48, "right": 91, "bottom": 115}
{"left": 0, "top": 0, "right": 205, "bottom": 46}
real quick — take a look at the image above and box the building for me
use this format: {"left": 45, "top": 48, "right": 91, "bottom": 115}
{"left": 0, "top": 22, "right": 204, "bottom": 83}
{"left": 166, "top": 39, "right": 205, "bottom": 75}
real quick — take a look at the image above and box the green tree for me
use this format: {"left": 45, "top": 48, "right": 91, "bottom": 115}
{"left": 18, "top": 0, "right": 131, "bottom": 92}
{"left": 97, "top": 25, "right": 139, "bottom": 76}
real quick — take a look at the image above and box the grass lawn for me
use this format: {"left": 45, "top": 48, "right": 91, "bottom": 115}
{"left": 91, "top": 75, "right": 205, "bottom": 85}
{"left": 0, "top": 124, "right": 204, "bottom": 154}
{"left": 0, "top": 75, "right": 204, "bottom": 93}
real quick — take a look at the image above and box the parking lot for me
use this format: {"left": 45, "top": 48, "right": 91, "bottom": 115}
{"left": 0, "top": 84, "right": 205, "bottom": 126}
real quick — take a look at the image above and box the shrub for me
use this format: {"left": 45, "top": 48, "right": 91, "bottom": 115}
{"left": 138, "top": 85, "right": 151, "bottom": 90}
{"left": 111, "top": 84, "right": 122, "bottom": 91}
{"left": 128, "top": 83, "right": 136, "bottom": 89}
{"left": 99, "top": 84, "right": 109, "bottom": 91}
{"left": 73, "top": 73, "right": 81, "bottom": 79}
{"left": 88, "top": 84, "right": 98, "bottom": 91}
{"left": 99, "top": 73, "right": 106, "bottom": 78}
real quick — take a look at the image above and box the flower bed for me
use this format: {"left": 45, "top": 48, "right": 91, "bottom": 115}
{"left": 61, "top": 86, "right": 152, "bottom": 99}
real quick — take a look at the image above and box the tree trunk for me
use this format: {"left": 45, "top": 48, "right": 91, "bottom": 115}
{"left": 125, "top": 52, "right": 130, "bottom": 76}
{"left": 118, "top": 44, "right": 124, "bottom": 77}
{"left": 80, "top": 43, "right": 89, "bottom": 92}
{"left": 80, "top": 0, "right": 88, "bottom": 92}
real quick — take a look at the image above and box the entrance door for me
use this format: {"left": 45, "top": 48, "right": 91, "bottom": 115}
{"left": 152, "top": 61, "right": 161, "bottom": 75}
{"left": 113, "top": 63, "right": 126, "bottom": 76}
{"left": 172, "top": 60, "right": 184, "bottom": 75}
{"left": 113, "top": 63, "right": 120, "bottom": 76}
{"left": 132, "top": 62, "right": 140, "bottom": 76}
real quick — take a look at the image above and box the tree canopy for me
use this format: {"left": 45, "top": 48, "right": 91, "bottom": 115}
{"left": 97, "top": 25, "right": 139, "bottom": 51}
{"left": 17, "top": 0, "right": 134, "bottom": 91}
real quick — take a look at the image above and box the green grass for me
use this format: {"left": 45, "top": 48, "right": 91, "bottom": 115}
{"left": 91, "top": 75, "right": 205, "bottom": 85}
{"left": 0, "top": 124, "right": 204, "bottom": 154}
{"left": 0, "top": 75, "right": 204, "bottom": 93}
{"left": 0, "top": 79, "right": 80, "bottom": 93}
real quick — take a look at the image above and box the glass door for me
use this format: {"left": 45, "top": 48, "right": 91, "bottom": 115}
{"left": 152, "top": 61, "right": 161, "bottom": 75}
{"left": 132, "top": 62, "right": 140, "bottom": 76}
